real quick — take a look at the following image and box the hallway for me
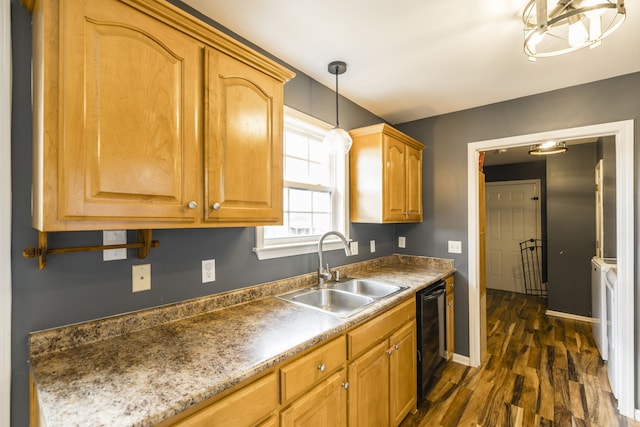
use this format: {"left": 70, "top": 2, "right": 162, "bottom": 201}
{"left": 401, "top": 289, "right": 639, "bottom": 426}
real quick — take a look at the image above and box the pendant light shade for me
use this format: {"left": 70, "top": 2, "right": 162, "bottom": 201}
{"left": 323, "top": 61, "right": 352, "bottom": 153}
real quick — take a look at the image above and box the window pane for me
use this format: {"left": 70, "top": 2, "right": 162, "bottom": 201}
{"left": 313, "top": 191, "right": 332, "bottom": 213}
{"left": 285, "top": 157, "right": 309, "bottom": 182}
{"left": 285, "top": 132, "right": 308, "bottom": 159}
{"left": 290, "top": 213, "right": 312, "bottom": 232}
{"left": 313, "top": 213, "right": 331, "bottom": 234}
{"left": 289, "top": 188, "right": 312, "bottom": 211}
{"left": 309, "top": 162, "right": 331, "bottom": 186}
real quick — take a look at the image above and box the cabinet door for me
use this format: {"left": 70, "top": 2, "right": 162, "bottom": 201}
{"left": 280, "top": 369, "right": 347, "bottom": 427}
{"left": 347, "top": 341, "right": 390, "bottom": 427}
{"left": 205, "top": 48, "right": 283, "bottom": 225}
{"left": 405, "top": 145, "right": 423, "bottom": 222}
{"left": 59, "top": 0, "right": 201, "bottom": 222}
{"left": 383, "top": 135, "right": 407, "bottom": 222}
{"left": 389, "top": 322, "right": 417, "bottom": 426}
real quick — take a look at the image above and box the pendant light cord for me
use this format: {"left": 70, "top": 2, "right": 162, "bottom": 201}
{"left": 334, "top": 70, "right": 340, "bottom": 128}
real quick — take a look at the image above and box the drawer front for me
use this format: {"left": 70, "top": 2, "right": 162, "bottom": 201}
{"left": 174, "top": 372, "right": 277, "bottom": 426}
{"left": 280, "top": 335, "right": 346, "bottom": 403}
{"left": 348, "top": 298, "right": 415, "bottom": 359}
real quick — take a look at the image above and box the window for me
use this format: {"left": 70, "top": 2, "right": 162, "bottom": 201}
{"left": 254, "top": 107, "right": 349, "bottom": 260}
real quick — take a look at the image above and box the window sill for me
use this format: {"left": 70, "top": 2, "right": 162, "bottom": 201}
{"left": 253, "top": 239, "right": 348, "bottom": 260}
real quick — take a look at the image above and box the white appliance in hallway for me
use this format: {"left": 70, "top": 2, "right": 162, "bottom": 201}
{"left": 605, "top": 266, "right": 618, "bottom": 398}
{"left": 591, "top": 257, "right": 616, "bottom": 362}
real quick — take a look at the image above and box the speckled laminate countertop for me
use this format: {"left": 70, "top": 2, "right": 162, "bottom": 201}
{"left": 30, "top": 255, "right": 454, "bottom": 427}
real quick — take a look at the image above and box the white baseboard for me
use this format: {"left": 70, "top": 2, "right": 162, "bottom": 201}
{"left": 545, "top": 309, "right": 594, "bottom": 323}
{"left": 452, "top": 353, "right": 470, "bottom": 365}
{"left": 635, "top": 408, "right": 640, "bottom": 421}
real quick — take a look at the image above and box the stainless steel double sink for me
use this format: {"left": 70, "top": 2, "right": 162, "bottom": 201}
{"left": 277, "top": 278, "right": 408, "bottom": 318}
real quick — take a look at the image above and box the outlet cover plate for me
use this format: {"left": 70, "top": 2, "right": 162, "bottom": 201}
{"left": 202, "top": 259, "right": 216, "bottom": 283}
{"left": 448, "top": 240, "right": 462, "bottom": 254}
{"left": 132, "top": 264, "right": 151, "bottom": 292}
{"left": 103, "top": 230, "right": 127, "bottom": 261}
{"left": 398, "top": 236, "right": 406, "bottom": 248}
{"left": 350, "top": 241, "right": 359, "bottom": 256}
{"left": 370, "top": 240, "right": 376, "bottom": 253}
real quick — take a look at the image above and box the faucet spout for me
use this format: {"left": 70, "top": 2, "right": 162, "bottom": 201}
{"left": 317, "top": 231, "right": 352, "bottom": 287}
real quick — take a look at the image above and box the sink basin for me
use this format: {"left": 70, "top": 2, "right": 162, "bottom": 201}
{"left": 330, "top": 279, "right": 406, "bottom": 299}
{"left": 279, "top": 288, "right": 374, "bottom": 318}
{"left": 277, "top": 278, "right": 408, "bottom": 318}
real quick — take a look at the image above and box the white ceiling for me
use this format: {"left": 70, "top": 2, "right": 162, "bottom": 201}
{"left": 181, "top": 0, "right": 640, "bottom": 124}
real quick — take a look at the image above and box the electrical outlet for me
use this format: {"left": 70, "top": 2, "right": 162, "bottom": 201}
{"left": 202, "top": 259, "right": 216, "bottom": 283}
{"left": 370, "top": 240, "right": 376, "bottom": 253}
{"left": 103, "top": 230, "right": 127, "bottom": 261}
{"left": 398, "top": 236, "right": 406, "bottom": 248}
{"left": 350, "top": 241, "right": 359, "bottom": 256}
{"left": 132, "top": 264, "right": 151, "bottom": 292}
{"left": 448, "top": 240, "right": 462, "bottom": 254}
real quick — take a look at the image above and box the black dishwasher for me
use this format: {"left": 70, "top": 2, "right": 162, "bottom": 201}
{"left": 416, "top": 280, "right": 447, "bottom": 401}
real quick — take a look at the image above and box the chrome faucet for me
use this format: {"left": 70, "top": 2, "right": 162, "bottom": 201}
{"left": 317, "top": 231, "right": 352, "bottom": 288}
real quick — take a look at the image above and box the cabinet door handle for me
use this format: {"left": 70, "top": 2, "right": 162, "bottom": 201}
{"left": 317, "top": 363, "right": 326, "bottom": 372}
{"left": 386, "top": 345, "right": 396, "bottom": 355}
{"left": 211, "top": 202, "right": 221, "bottom": 210}
{"left": 187, "top": 201, "right": 197, "bottom": 209}
{"left": 342, "top": 382, "right": 349, "bottom": 390}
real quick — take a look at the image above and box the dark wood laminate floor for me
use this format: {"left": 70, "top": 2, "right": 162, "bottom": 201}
{"left": 400, "top": 288, "right": 640, "bottom": 427}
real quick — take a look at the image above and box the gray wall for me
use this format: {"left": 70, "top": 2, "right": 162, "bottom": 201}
{"left": 394, "top": 72, "right": 640, "bottom": 405}
{"left": 546, "top": 143, "right": 597, "bottom": 316}
{"left": 9, "top": 2, "right": 389, "bottom": 425}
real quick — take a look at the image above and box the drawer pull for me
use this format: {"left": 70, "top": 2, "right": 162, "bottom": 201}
{"left": 212, "top": 202, "right": 221, "bottom": 210}
{"left": 187, "top": 201, "right": 197, "bottom": 209}
{"left": 317, "top": 363, "right": 326, "bottom": 372}
{"left": 342, "top": 382, "right": 349, "bottom": 390}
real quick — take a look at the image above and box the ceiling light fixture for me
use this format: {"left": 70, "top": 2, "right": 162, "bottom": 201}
{"left": 528, "top": 140, "right": 568, "bottom": 156}
{"left": 323, "top": 61, "right": 352, "bottom": 153}
{"left": 522, "top": 0, "right": 626, "bottom": 60}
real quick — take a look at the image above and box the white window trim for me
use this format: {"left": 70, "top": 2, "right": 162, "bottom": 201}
{"left": 254, "top": 106, "right": 350, "bottom": 260}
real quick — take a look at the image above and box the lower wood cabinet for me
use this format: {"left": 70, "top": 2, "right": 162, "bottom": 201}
{"left": 171, "top": 372, "right": 278, "bottom": 427}
{"left": 280, "top": 369, "right": 348, "bottom": 427}
{"left": 347, "top": 298, "right": 417, "bottom": 427}
{"left": 166, "top": 299, "right": 418, "bottom": 427}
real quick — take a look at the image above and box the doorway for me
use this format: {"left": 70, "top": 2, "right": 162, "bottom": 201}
{"left": 466, "top": 120, "right": 635, "bottom": 418}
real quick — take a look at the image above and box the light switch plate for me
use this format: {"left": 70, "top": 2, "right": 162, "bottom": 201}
{"left": 103, "top": 230, "right": 127, "bottom": 261}
{"left": 448, "top": 240, "right": 462, "bottom": 254}
{"left": 202, "top": 259, "right": 216, "bottom": 283}
{"left": 350, "top": 241, "right": 359, "bottom": 256}
{"left": 398, "top": 236, "right": 406, "bottom": 248}
{"left": 132, "top": 264, "right": 151, "bottom": 292}
{"left": 370, "top": 240, "right": 376, "bottom": 253}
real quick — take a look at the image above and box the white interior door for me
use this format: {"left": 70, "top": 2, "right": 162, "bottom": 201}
{"left": 485, "top": 180, "right": 541, "bottom": 293}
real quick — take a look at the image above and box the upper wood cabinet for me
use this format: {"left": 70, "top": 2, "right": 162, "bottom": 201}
{"left": 349, "top": 124, "right": 425, "bottom": 223}
{"left": 28, "top": 0, "right": 294, "bottom": 231}
{"left": 204, "top": 48, "right": 283, "bottom": 225}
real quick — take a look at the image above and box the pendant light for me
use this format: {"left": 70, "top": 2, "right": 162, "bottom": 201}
{"left": 323, "top": 61, "right": 352, "bottom": 153}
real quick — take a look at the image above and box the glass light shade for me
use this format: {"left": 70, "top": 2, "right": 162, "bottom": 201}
{"left": 569, "top": 19, "right": 589, "bottom": 47}
{"left": 323, "top": 127, "right": 353, "bottom": 153}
